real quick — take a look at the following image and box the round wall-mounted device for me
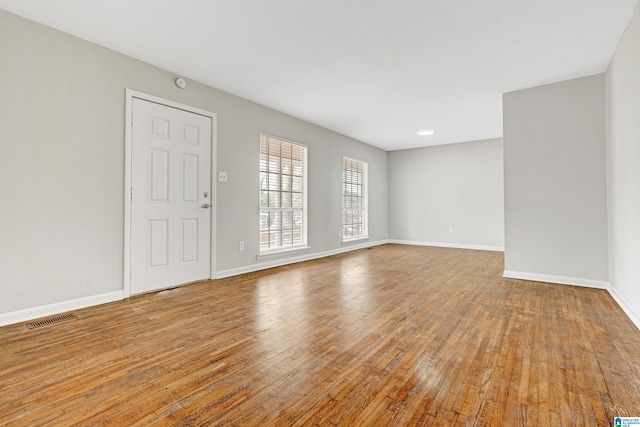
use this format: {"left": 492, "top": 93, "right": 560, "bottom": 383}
{"left": 175, "top": 77, "right": 187, "bottom": 89}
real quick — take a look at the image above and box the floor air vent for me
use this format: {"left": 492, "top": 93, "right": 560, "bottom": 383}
{"left": 26, "top": 313, "right": 78, "bottom": 329}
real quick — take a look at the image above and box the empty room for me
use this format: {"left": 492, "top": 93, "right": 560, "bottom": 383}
{"left": 2, "top": 1, "right": 640, "bottom": 425}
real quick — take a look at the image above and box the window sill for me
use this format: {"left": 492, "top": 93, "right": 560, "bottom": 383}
{"left": 256, "top": 246, "right": 311, "bottom": 261}
{"left": 341, "top": 236, "right": 370, "bottom": 246}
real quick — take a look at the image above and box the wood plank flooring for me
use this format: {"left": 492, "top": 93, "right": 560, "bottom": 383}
{"left": 1, "top": 244, "right": 640, "bottom": 426}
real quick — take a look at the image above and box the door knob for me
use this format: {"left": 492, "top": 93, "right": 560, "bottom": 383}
{"left": 201, "top": 203, "right": 210, "bottom": 209}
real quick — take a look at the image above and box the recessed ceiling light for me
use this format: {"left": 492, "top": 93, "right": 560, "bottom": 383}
{"left": 417, "top": 129, "right": 435, "bottom": 136}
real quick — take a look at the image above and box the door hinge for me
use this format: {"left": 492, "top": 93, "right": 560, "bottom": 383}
{"left": 130, "top": 187, "right": 133, "bottom": 202}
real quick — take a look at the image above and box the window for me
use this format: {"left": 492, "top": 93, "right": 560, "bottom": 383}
{"left": 342, "top": 157, "right": 368, "bottom": 240}
{"left": 259, "top": 134, "right": 307, "bottom": 252}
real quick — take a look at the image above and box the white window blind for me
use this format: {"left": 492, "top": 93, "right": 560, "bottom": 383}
{"left": 259, "top": 134, "right": 308, "bottom": 252}
{"left": 342, "top": 157, "right": 368, "bottom": 240}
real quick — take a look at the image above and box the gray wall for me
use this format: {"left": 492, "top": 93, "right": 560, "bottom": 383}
{"left": 503, "top": 74, "right": 609, "bottom": 284}
{"left": 0, "top": 10, "right": 388, "bottom": 314}
{"left": 606, "top": 4, "right": 640, "bottom": 318}
{"left": 388, "top": 139, "right": 504, "bottom": 249}
{"left": 10, "top": 2, "right": 639, "bottom": 326}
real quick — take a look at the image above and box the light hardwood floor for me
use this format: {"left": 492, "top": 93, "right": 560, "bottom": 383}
{"left": 1, "top": 244, "right": 639, "bottom": 426}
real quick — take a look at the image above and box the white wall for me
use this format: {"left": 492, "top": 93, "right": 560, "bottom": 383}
{"left": 388, "top": 138, "right": 504, "bottom": 250}
{"left": 503, "top": 74, "right": 609, "bottom": 286}
{"left": 606, "top": 3, "right": 640, "bottom": 321}
{"left": 0, "top": 10, "right": 388, "bottom": 318}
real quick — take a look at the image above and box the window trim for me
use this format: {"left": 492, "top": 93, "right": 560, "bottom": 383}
{"left": 342, "top": 156, "right": 369, "bottom": 242}
{"left": 259, "top": 133, "right": 308, "bottom": 254}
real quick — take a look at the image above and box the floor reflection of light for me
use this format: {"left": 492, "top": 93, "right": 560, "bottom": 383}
{"left": 254, "top": 270, "right": 309, "bottom": 347}
{"left": 412, "top": 350, "right": 442, "bottom": 385}
{"left": 251, "top": 269, "right": 319, "bottom": 400}
{"left": 338, "top": 253, "right": 372, "bottom": 313}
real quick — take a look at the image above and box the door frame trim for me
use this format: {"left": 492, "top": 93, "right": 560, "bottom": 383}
{"left": 124, "top": 89, "right": 217, "bottom": 297}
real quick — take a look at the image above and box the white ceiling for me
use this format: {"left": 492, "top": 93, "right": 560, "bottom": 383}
{"left": 1, "top": 0, "right": 637, "bottom": 151}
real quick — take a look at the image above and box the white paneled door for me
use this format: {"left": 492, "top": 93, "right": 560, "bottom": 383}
{"left": 130, "top": 98, "right": 212, "bottom": 294}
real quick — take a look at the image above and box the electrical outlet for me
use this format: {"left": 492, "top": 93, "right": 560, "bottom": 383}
{"left": 449, "top": 227, "right": 454, "bottom": 233}
{"left": 218, "top": 171, "right": 228, "bottom": 182}
{"left": 239, "top": 241, "right": 245, "bottom": 251}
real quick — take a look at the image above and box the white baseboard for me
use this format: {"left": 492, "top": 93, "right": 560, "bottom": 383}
{"left": 388, "top": 239, "right": 504, "bottom": 252}
{"left": 503, "top": 271, "right": 640, "bottom": 330}
{"left": 606, "top": 285, "right": 640, "bottom": 330}
{"left": 215, "top": 239, "right": 391, "bottom": 279}
{"left": 6, "top": 248, "right": 638, "bottom": 335}
{"left": 502, "top": 270, "right": 610, "bottom": 289}
{"left": 0, "top": 241, "right": 391, "bottom": 326}
{"left": 0, "top": 290, "right": 125, "bottom": 328}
